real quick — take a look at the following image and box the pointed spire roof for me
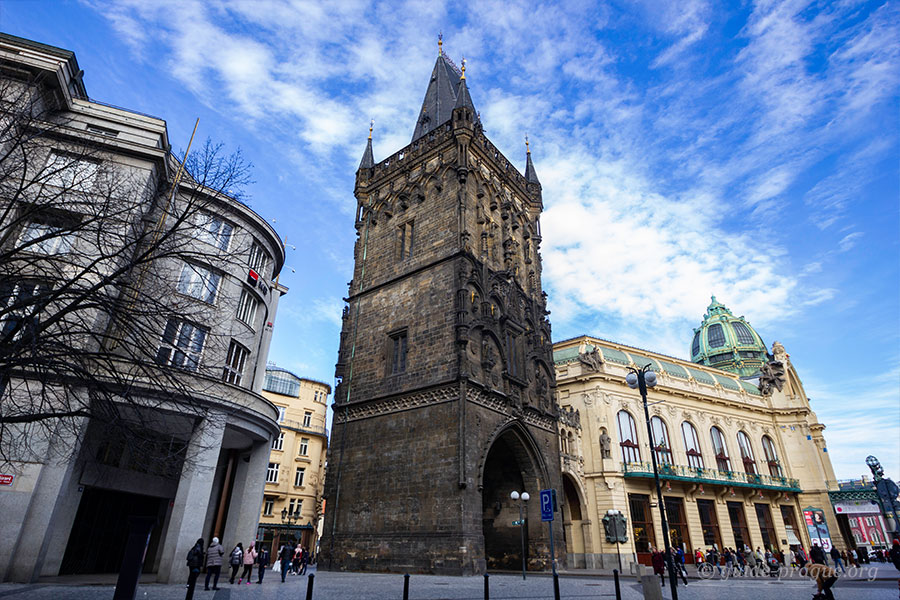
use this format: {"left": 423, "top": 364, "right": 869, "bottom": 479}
{"left": 454, "top": 58, "right": 476, "bottom": 112}
{"left": 411, "top": 42, "right": 466, "bottom": 142}
{"left": 358, "top": 120, "right": 374, "bottom": 170}
{"left": 524, "top": 136, "right": 540, "bottom": 185}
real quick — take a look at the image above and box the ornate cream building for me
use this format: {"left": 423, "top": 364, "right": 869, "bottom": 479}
{"left": 258, "top": 367, "right": 330, "bottom": 555}
{"left": 553, "top": 297, "right": 840, "bottom": 569}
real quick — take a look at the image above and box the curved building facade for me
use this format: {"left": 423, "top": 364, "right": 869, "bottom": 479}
{"left": 0, "top": 34, "right": 286, "bottom": 583}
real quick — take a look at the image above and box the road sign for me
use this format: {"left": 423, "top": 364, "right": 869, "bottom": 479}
{"left": 0, "top": 474, "right": 14, "bottom": 486}
{"left": 540, "top": 489, "right": 555, "bottom": 521}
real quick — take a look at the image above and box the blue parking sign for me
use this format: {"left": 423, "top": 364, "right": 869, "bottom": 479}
{"left": 540, "top": 489, "right": 555, "bottom": 521}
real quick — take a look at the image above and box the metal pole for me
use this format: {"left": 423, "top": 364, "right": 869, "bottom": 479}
{"left": 519, "top": 501, "right": 526, "bottom": 580}
{"left": 549, "top": 517, "right": 557, "bottom": 575}
{"left": 615, "top": 538, "right": 622, "bottom": 573}
{"left": 305, "top": 573, "right": 315, "bottom": 600}
{"left": 483, "top": 573, "right": 489, "bottom": 600}
{"left": 403, "top": 573, "right": 409, "bottom": 600}
{"left": 552, "top": 571, "right": 560, "bottom": 600}
{"left": 613, "top": 568, "right": 622, "bottom": 600}
{"left": 637, "top": 367, "right": 679, "bottom": 600}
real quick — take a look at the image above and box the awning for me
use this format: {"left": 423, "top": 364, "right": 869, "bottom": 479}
{"left": 785, "top": 526, "right": 802, "bottom": 546}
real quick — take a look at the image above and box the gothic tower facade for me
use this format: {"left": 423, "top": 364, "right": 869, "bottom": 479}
{"left": 321, "top": 47, "right": 563, "bottom": 575}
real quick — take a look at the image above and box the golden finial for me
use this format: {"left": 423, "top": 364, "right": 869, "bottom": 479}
{"left": 525, "top": 134, "right": 531, "bottom": 154}
{"left": 368, "top": 119, "right": 374, "bottom": 140}
{"left": 438, "top": 33, "right": 443, "bottom": 56}
{"left": 461, "top": 57, "right": 466, "bottom": 79}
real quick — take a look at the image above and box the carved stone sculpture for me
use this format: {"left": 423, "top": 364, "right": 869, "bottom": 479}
{"left": 578, "top": 347, "right": 603, "bottom": 371}
{"left": 599, "top": 431, "right": 612, "bottom": 459}
{"left": 757, "top": 360, "right": 786, "bottom": 395}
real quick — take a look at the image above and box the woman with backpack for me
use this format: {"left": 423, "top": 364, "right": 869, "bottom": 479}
{"left": 228, "top": 543, "right": 244, "bottom": 584}
{"left": 184, "top": 538, "right": 204, "bottom": 600}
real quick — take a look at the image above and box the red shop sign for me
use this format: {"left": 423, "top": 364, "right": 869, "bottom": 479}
{"left": 0, "top": 474, "right": 14, "bottom": 486}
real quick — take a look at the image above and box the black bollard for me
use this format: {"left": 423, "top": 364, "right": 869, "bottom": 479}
{"left": 613, "top": 569, "right": 621, "bottom": 600}
{"left": 403, "top": 573, "right": 410, "bottom": 600}
{"left": 552, "top": 571, "right": 560, "bottom": 600}
{"left": 305, "top": 573, "right": 315, "bottom": 600}
{"left": 484, "top": 573, "right": 489, "bottom": 600}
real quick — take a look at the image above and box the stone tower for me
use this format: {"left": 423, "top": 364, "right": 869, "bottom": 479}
{"left": 321, "top": 45, "right": 563, "bottom": 575}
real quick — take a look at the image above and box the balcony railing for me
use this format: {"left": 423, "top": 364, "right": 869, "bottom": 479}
{"left": 280, "top": 419, "right": 328, "bottom": 438}
{"left": 622, "top": 461, "right": 801, "bottom": 492}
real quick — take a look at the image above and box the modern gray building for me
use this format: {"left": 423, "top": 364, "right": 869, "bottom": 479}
{"left": 0, "top": 34, "right": 285, "bottom": 583}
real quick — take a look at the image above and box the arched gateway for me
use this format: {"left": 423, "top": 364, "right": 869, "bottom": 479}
{"left": 320, "top": 43, "right": 564, "bottom": 575}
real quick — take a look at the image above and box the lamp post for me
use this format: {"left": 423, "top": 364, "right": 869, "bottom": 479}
{"left": 281, "top": 507, "right": 299, "bottom": 548}
{"left": 626, "top": 364, "right": 678, "bottom": 600}
{"left": 510, "top": 491, "right": 530, "bottom": 580}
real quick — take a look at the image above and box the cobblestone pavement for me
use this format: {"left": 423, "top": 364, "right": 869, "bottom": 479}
{"left": 0, "top": 565, "right": 896, "bottom": 599}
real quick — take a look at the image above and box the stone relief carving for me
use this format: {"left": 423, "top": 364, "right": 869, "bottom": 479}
{"left": 577, "top": 347, "right": 603, "bottom": 371}
{"left": 758, "top": 360, "right": 786, "bottom": 396}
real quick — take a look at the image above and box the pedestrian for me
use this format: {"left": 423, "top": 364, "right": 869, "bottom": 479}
{"left": 708, "top": 547, "right": 722, "bottom": 575}
{"left": 279, "top": 543, "right": 293, "bottom": 583}
{"left": 300, "top": 546, "right": 309, "bottom": 575}
{"left": 228, "top": 543, "right": 243, "bottom": 584}
{"left": 651, "top": 547, "right": 665, "bottom": 585}
{"left": 694, "top": 548, "right": 705, "bottom": 569}
{"left": 204, "top": 537, "right": 224, "bottom": 591}
{"left": 673, "top": 547, "right": 688, "bottom": 585}
{"left": 184, "top": 538, "right": 204, "bottom": 600}
{"left": 829, "top": 546, "right": 845, "bottom": 574}
{"left": 257, "top": 546, "right": 270, "bottom": 584}
{"left": 737, "top": 546, "right": 747, "bottom": 575}
{"left": 724, "top": 547, "right": 734, "bottom": 575}
{"left": 810, "top": 543, "right": 826, "bottom": 565}
{"left": 239, "top": 542, "right": 256, "bottom": 584}
{"left": 806, "top": 562, "right": 838, "bottom": 600}
{"left": 293, "top": 543, "right": 302, "bottom": 574}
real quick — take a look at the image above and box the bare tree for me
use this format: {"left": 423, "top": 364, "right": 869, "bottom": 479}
{"left": 0, "top": 72, "right": 258, "bottom": 473}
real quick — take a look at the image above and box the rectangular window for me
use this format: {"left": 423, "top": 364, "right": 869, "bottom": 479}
{"left": 727, "top": 501, "right": 752, "bottom": 551}
{"left": 755, "top": 503, "right": 778, "bottom": 551}
{"left": 390, "top": 330, "right": 407, "bottom": 374}
{"left": 194, "top": 212, "right": 233, "bottom": 251}
{"left": 398, "top": 221, "right": 414, "bottom": 260}
{"left": 0, "top": 279, "right": 48, "bottom": 342}
{"left": 265, "top": 462, "right": 279, "bottom": 484}
{"left": 627, "top": 493, "right": 656, "bottom": 554}
{"left": 697, "top": 499, "right": 722, "bottom": 548}
{"left": 236, "top": 288, "right": 259, "bottom": 326}
{"left": 44, "top": 150, "right": 99, "bottom": 192}
{"left": 222, "top": 340, "right": 248, "bottom": 385}
{"left": 302, "top": 411, "right": 312, "bottom": 427}
{"left": 249, "top": 242, "right": 269, "bottom": 274}
{"left": 664, "top": 497, "right": 691, "bottom": 554}
{"left": 294, "top": 467, "right": 305, "bottom": 487}
{"left": 288, "top": 498, "right": 302, "bottom": 515}
{"left": 177, "top": 263, "right": 221, "bottom": 303}
{"left": 506, "top": 331, "right": 520, "bottom": 378}
{"left": 263, "top": 497, "right": 274, "bottom": 516}
{"left": 298, "top": 437, "right": 309, "bottom": 456}
{"left": 271, "top": 432, "right": 284, "bottom": 451}
{"left": 276, "top": 406, "right": 286, "bottom": 423}
{"left": 18, "top": 221, "right": 75, "bottom": 254}
{"left": 155, "top": 318, "right": 207, "bottom": 371}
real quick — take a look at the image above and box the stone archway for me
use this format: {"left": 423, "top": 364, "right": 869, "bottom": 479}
{"left": 562, "top": 474, "right": 587, "bottom": 566}
{"left": 480, "top": 426, "right": 544, "bottom": 570}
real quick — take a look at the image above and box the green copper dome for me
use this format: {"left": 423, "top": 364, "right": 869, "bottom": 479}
{"left": 690, "top": 296, "right": 768, "bottom": 377}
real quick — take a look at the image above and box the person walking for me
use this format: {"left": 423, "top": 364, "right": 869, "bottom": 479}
{"left": 228, "top": 543, "right": 243, "bottom": 584}
{"left": 651, "top": 548, "right": 666, "bottom": 585}
{"left": 807, "top": 562, "right": 838, "bottom": 600}
{"left": 184, "top": 538, "right": 204, "bottom": 600}
{"left": 708, "top": 547, "right": 722, "bottom": 575}
{"left": 672, "top": 547, "right": 689, "bottom": 585}
{"left": 724, "top": 547, "right": 734, "bottom": 575}
{"left": 694, "top": 548, "right": 705, "bottom": 570}
{"left": 299, "top": 546, "right": 309, "bottom": 576}
{"left": 830, "top": 546, "right": 845, "bottom": 574}
{"left": 257, "top": 546, "right": 270, "bottom": 584}
{"left": 239, "top": 542, "right": 256, "bottom": 584}
{"left": 810, "top": 543, "right": 827, "bottom": 565}
{"left": 204, "top": 537, "right": 225, "bottom": 591}
{"left": 279, "top": 543, "right": 293, "bottom": 583}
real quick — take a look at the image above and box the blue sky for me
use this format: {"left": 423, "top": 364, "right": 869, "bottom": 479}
{"left": 3, "top": 0, "right": 897, "bottom": 480}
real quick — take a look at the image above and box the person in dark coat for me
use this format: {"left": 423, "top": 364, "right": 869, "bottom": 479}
{"left": 184, "top": 538, "right": 204, "bottom": 600}
{"left": 204, "top": 537, "right": 225, "bottom": 590}
{"left": 257, "top": 547, "right": 270, "bottom": 584}
{"left": 810, "top": 543, "right": 827, "bottom": 565}
{"left": 830, "top": 546, "right": 845, "bottom": 573}
{"left": 651, "top": 548, "right": 665, "bottom": 585}
{"left": 279, "top": 544, "right": 293, "bottom": 583}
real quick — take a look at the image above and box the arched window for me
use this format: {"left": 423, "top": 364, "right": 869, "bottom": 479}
{"left": 617, "top": 410, "right": 641, "bottom": 464}
{"left": 710, "top": 426, "right": 731, "bottom": 471}
{"left": 681, "top": 421, "right": 704, "bottom": 469}
{"left": 707, "top": 323, "right": 726, "bottom": 348}
{"left": 732, "top": 322, "right": 755, "bottom": 345}
{"left": 691, "top": 331, "right": 701, "bottom": 357}
{"left": 650, "top": 416, "right": 672, "bottom": 465}
{"left": 870, "top": 528, "right": 883, "bottom": 543}
{"left": 761, "top": 435, "right": 782, "bottom": 477}
{"left": 737, "top": 431, "right": 757, "bottom": 474}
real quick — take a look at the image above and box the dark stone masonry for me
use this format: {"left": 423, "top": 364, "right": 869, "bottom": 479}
{"left": 320, "top": 49, "right": 564, "bottom": 575}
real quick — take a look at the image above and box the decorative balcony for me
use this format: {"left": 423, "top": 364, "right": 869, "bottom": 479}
{"left": 622, "top": 461, "right": 802, "bottom": 492}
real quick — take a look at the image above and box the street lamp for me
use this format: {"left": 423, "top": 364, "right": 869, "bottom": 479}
{"left": 281, "top": 507, "right": 299, "bottom": 547}
{"left": 626, "top": 365, "right": 679, "bottom": 600}
{"left": 510, "top": 490, "right": 530, "bottom": 580}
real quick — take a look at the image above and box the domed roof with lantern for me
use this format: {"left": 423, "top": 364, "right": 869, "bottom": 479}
{"left": 690, "top": 296, "right": 768, "bottom": 377}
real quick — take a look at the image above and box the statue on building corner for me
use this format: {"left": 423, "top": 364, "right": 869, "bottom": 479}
{"left": 599, "top": 430, "right": 612, "bottom": 459}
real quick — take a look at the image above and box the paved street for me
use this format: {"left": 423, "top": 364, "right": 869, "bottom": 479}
{"left": 0, "top": 565, "right": 897, "bottom": 600}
